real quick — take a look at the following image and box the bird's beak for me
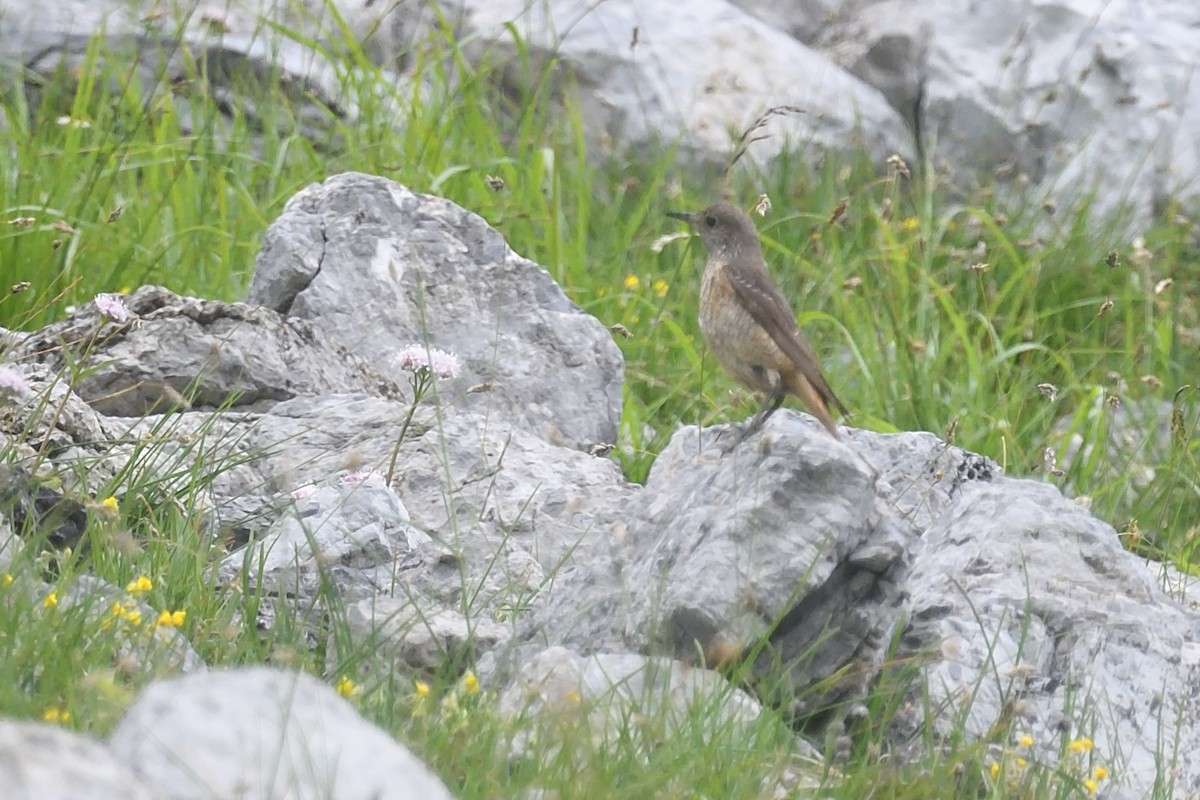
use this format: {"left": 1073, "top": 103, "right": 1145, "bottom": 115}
{"left": 665, "top": 211, "right": 693, "bottom": 224}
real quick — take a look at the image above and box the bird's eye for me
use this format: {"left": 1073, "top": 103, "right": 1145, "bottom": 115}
{"left": 704, "top": 215, "right": 717, "bottom": 228}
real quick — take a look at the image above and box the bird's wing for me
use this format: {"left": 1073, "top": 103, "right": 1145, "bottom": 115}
{"left": 722, "top": 262, "right": 849, "bottom": 415}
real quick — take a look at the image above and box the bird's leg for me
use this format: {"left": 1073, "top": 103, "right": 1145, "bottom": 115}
{"left": 720, "top": 379, "right": 785, "bottom": 453}
{"left": 753, "top": 388, "right": 782, "bottom": 431}
{"left": 751, "top": 384, "right": 787, "bottom": 431}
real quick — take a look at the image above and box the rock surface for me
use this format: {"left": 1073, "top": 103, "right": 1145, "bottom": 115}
{"left": 341, "top": 595, "right": 509, "bottom": 673}
{"left": 0, "top": 0, "right": 356, "bottom": 141}
{"left": 0, "top": 720, "right": 155, "bottom": 800}
{"left": 217, "top": 472, "right": 431, "bottom": 597}
{"left": 108, "top": 667, "right": 455, "bottom": 800}
{"left": 15, "top": 287, "right": 399, "bottom": 416}
{"left": 498, "top": 646, "right": 779, "bottom": 763}
{"left": 248, "top": 172, "right": 624, "bottom": 452}
{"left": 489, "top": 413, "right": 951, "bottom": 721}
{"left": 816, "top": 0, "right": 1200, "bottom": 222}
{"left": 897, "top": 480, "right": 1200, "bottom": 798}
{"left": 456, "top": 0, "right": 912, "bottom": 166}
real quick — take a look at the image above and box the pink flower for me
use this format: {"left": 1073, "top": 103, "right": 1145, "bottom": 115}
{"left": 395, "top": 344, "right": 461, "bottom": 380}
{"left": 341, "top": 471, "right": 386, "bottom": 488}
{"left": 94, "top": 293, "right": 132, "bottom": 324}
{"left": 0, "top": 365, "right": 32, "bottom": 401}
{"left": 289, "top": 484, "right": 318, "bottom": 501}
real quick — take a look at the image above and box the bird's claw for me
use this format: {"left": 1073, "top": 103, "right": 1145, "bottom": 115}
{"left": 714, "top": 419, "right": 759, "bottom": 455}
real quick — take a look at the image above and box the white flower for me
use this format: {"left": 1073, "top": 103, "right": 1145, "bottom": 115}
{"left": 94, "top": 293, "right": 132, "bottom": 324}
{"left": 0, "top": 365, "right": 32, "bottom": 401}
{"left": 395, "top": 344, "right": 461, "bottom": 380}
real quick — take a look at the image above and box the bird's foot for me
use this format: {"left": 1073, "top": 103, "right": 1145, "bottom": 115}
{"left": 715, "top": 418, "right": 761, "bottom": 455}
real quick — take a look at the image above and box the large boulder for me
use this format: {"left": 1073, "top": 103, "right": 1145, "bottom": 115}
{"left": 108, "top": 667, "right": 456, "bottom": 800}
{"left": 897, "top": 479, "right": 1200, "bottom": 798}
{"left": 247, "top": 172, "right": 623, "bottom": 453}
{"left": 455, "top": 0, "right": 913, "bottom": 167}
{"left": 807, "top": 0, "right": 1200, "bottom": 222}
{"left": 0, "top": 720, "right": 155, "bottom": 800}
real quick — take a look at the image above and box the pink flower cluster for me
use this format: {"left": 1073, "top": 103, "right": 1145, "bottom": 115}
{"left": 0, "top": 365, "right": 32, "bottom": 401}
{"left": 395, "top": 344, "right": 461, "bottom": 380}
{"left": 94, "top": 293, "right": 132, "bottom": 324}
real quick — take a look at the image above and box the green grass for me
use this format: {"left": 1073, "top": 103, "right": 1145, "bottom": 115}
{"left": 0, "top": 8, "right": 1196, "bottom": 799}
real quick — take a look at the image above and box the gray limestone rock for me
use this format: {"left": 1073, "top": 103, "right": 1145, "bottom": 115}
{"left": 247, "top": 172, "right": 624, "bottom": 453}
{"left": 0, "top": 461, "right": 92, "bottom": 552}
{"left": 14, "top": 286, "right": 399, "bottom": 416}
{"left": 804, "top": 0, "right": 1200, "bottom": 223}
{"left": 485, "top": 405, "right": 1200, "bottom": 798}
{"left": 498, "top": 646, "right": 774, "bottom": 763}
{"left": 0, "top": 0, "right": 358, "bottom": 143}
{"left": 455, "top": 0, "right": 913, "bottom": 168}
{"left": 0, "top": 363, "right": 132, "bottom": 497}
{"left": 403, "top": 0, "right": 1199, "bottom": 223}
{"left": 847, "top": 427, "right": 1001, "bottom": 532}
{"left": 109, "top": 667, "right": 456, "bottom": 800}
{"left": 0, "top": 720, "right": 154, "bottom": 800}
{"left": 218, "top": 473, "right": 429, "bottom": 598}
{"left": 102, "top": 376, "right": 631, "bottom": 641}
{"left": 500, "top": 412, "right": 916, "bottom": 719}
{"left": 625, "top": 417, "right": 900, "bottom": 711}
{"left": 896, "top": 479, "right": 1200, "bottom": 798}
{"left": 342, "top": 595, "right": 509, "bottom": 673}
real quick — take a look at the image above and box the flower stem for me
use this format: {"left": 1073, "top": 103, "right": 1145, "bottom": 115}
{"left": 385, "top": 371, "right": 431, "bottom": 486}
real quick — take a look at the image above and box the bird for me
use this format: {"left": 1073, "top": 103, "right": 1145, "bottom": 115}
{"left": 668, "top": 201, "right": 847, "bottom": 440}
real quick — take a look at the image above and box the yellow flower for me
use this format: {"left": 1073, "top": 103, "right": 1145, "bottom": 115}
{"left": 100, "top": 496, "right": 118, "bottom": 513}
{"left": 1093, "top": 766, "right": 1109, "bottom": 781}
{"left": 462, "top": 672, "right": 479, "bottom": 695}
{"left": 108, "top": 601, "right": 142, "bottom": 626}
{"left": 989, "top": 762, "right": 1000, "bottom": 779}
{"left": 901, "top": 216, "right": 921, "bottom": 231}
{"left": 1015, "top": 758, "right": 1027, "bottom": 769}
{"left": 43, "top": 592, "right": 58, "bottom": 608}
{"left": 1069, "top": 737, "right": 1094, "bottom": 753}
{"left": 623, "top": 274, "right": 640, "bottom": 290}
{"left": 1084, "top": 779, "right": 1098, "bottom": 795}
{"left": 565, "top": 691, "right": 582, "bottom": 705}
{"left": 157, "top": 610, "right": 186, "bottom": 628}
{"left": 126, "top": 576, "right": 153, "bottom": 594}
{"left": 335, "top": 676, "right": 358, "bottom": 698}
{"left": 652, "top": 279, "right": 669, "bottom": 298}
{"left": 42, "top": 707, "right": 70, "bottom": 723}
{"left": 1, "top": 574, "right": 11, "bottom": 588}
{"left": 414, "top": 680, "right": 430, "bottom": 699}
{"left": 118, "top": 286, "right": 132, "bottom": 295}
{"left": 1019, "top": 734, "right": 1034, "bottom": 747}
